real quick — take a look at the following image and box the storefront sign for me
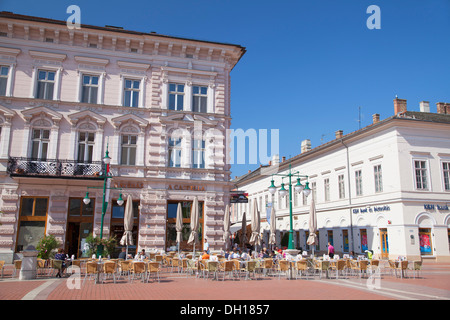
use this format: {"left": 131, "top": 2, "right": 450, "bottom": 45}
{"left": 353, "top": 205, "right": 390, "bottom": 214}
{"left": 168, "top": 184, "right": 206, "bottom": 191}
{"left": 424, "top": 204, "right": 449, "bottom": 211}
{"left": 114, "top": 181, "right": 144, "bottom": 188}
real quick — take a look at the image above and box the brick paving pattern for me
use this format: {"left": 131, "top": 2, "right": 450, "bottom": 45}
{"left": 0, "top": 261, "right": 449, "bottom": 301}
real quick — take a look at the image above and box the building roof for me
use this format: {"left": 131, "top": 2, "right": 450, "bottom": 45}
{"left": 233, "top": 110, "right": 450, "bottom": 185}
{"left": 0, "top": 11, "right": 246, "bottom": 67}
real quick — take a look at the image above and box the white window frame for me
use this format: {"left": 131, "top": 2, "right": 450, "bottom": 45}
{"left": 0, "top": 65, "right": 10, "bottom": 97}
{"left": 80, "top": 74, "right": 100, "bottom": 104}
{"left": 30, "top": 128, "right": 50, "bottom": 160}
{"left": 168, "top": 137, "right": 182, "bottom": 168}
{"left": 122, "top": 78, "right": 141, "bottom": 108}
{"left": 338, "top": 174, "right": 345, "bottom": 199}
{"left": 413, "top": 159, "right": 430, "bottom": 191}
{"left": 192, "top": 85, "right": 208, "bottom": 113}
{"left": 0, "top": 47, "right": 20, "bottom": 97}
{"left": 77, "top": 131, "right": 95, "bottom": 163}
{"left": 374, "top": 164, "right": 383, "bottom": 193}
{"left": 35, "top": 69, "right": 56, "bottom": 100}
{"left": 355, "top": 169, "right": 363, "bottom": 196}
{"left": 192, "top": 138, "right": 205, "bottom": 169}
{"left": 29, "top": 51, "right": 65, "bottom": 101}
{"left": 120, "top": 134, "right": 137, "bottom": 166}
{"left": 442, "top": 160, "right": 450, "bottom": 192}
{"left": 324, "top": 177, "right": 330, "bottom": 202}
{"left": 168, "top": 83, "right": 185, "bottom": 111}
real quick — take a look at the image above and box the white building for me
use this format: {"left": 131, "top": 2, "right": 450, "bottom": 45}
{"left": 0, "top": 12, "right": 245, "bottom": 262}
{"left": 232, "top": 98, "right": 450, "bottom": 262}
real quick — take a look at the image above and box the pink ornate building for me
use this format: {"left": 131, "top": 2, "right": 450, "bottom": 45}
{"left": 0, "top": 12, "right": 245, "bottom": 262}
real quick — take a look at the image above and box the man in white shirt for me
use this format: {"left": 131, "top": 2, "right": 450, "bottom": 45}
{"left": 203, "top": 238, "right": 210, "bottom": 254}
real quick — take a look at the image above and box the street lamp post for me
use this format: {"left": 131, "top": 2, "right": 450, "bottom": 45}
{"left": 83, "top": 145, "right": 123, "bottom": 257}
{"left": 268, "top": 164, "right": 310, "bottom": 251}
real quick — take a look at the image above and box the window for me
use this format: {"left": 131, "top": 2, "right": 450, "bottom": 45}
{"left": 338, "top": 174, "right": 345, "bottom": 199}
{"left": 17, "top": 197, "right": 48, "bottom": 252}
{"left": 31, "top": 129, "right": 50, "bottom": 160}
{"left": 123, "top": 79, "right": 140, "bottom": 107}
{"left": 77, "top": 131, "right": 95, "bottom": 163}
{"left": 324, "top": 178, "right": 330, "bottom": 201}
{"left": 442, "top": 162, "right": 450, "bottom": 191}
{"left": 166, "top": 200, "right": 204, "bottom": 251}
{"left": 374, "top": 164, "right": 383, "bottom": 193}
{"left": 168, "top": 83, "right": 184, "bottom": 111}
{"left": 192, "top": 86, "right": 207, "bottom": 113}
{"left": 81, "top": 75, "right": 99, "bottom": 104}
{"left": 168, "top": 137, "right": 182, "bottom": 167}
{"left": 0, "top": 66, "right": 9, "bottom": 96}
{"left": 69, "top": 198, "right": 94, "bottom": 217}
{"left": 36, "top": 70, "right": 55, "bottom": 100}
{"left": 192, "top": 139, "right": 205, "bottom": 169}
{"left": 414, "top": 160, "right": 428, "bottom": 190}
{"left": 355, "top": 170, "right": 363, "bottom": 196}
{"left": 121, "top": 135, "right": 137, "bottom": 165}
{"left": 311, "top": 181, "right": 317, "bottom": 201}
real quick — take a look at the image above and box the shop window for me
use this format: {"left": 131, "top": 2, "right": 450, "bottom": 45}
{"left": 16, "top": 197, "right": 48, "bottom": 252}
{"left": 110, "top": 200, "right": 140, "bottom": 258}
{"left": 166, "top": 200, "right": 204, "bottom": 251}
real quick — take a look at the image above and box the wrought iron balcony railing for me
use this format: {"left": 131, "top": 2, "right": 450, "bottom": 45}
{"left": 7, "top": 157, "right": 104, "bottom": 180}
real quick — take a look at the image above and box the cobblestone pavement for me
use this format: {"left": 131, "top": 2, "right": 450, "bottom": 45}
{"left": 1, "top": 261, "right": 449, "bottom": 302}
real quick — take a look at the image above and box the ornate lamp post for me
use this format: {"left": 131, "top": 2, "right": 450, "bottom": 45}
{"left": 83, "top": 145, "right": 123, "bottom": 257}
{"left": 268, "top": 164, "right": 310, "bottom": 252}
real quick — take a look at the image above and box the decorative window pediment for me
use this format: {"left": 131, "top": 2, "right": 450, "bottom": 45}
{"left": 111, "top": 113, "right": 148, "bottom": 132}
{"left": 0, "top": 104, "right": 16, "bottom": 124}
{"left": 160, "top": 113, "right": 218, "bottom": 126}
{"left": 68, "top": 109, "right": 106, "bottom": 129}
{"left": 21, "top": 105, "right": 62, "bottom": 125}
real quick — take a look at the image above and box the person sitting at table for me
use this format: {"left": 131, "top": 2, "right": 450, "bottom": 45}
{"left": 201, "top": 250, "right": 210, "bottom": 260}
{"left": 54, "top": 248, "right": 67, "bottom": 278}
{"left": 241, "top": 249, "right": 250, "bottom": 261}
{"left": 230, "top": 248, "right": 240, "bottom": 260}
{"left": 118, "top": 247, "right": 127, "bottom": 260}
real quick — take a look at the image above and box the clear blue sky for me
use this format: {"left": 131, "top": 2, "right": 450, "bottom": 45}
{"left": 2, "top": 0, "right": 449, "bottom": 178}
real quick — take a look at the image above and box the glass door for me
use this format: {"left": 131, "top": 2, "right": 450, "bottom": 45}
{"left": 419, "top": 228, "right": 433, "bottom": 256}
{"left": 379, "top": 228, "right": 389, "bottom": 259}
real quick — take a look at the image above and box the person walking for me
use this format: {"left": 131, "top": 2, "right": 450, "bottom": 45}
{"left": 327, "top": 242, "right": 335, "bottom": 259}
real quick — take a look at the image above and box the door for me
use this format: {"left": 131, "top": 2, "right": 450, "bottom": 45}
{"left": 419, "top": 228, "right": 433, "bottom": 256}
{"left": 380, "top": 228, "right": 389, "bottom": 259}
{"left": 66, "top": 222, "right": 93, "bottom": 258}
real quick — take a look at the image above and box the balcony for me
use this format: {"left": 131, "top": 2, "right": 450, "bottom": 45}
{"left": 7, "top": 157, "right": 104, "bottom": 180}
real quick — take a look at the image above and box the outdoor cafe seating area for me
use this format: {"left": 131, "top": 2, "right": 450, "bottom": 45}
{"left": 0, "top": 250, "right": 424, "bottom": 284}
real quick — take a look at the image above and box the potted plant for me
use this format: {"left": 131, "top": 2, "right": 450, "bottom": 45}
{"left": 85, "top": 234, "right": 118, "bottom": 258}
{"left": 36, "top": 234, "right": 60, "bottom": 264}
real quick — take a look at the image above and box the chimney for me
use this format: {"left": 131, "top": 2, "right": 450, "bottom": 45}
{"left": 372, "top": 114, "right": 380, "bottom": 124}
{"left": 335, "top": 130, "right": 343, "bottom": 139}
{"left": 419, "top": 101, "right": 430, "bottom": 113}
{"left": 248, "top": 170, "right": 251, "bottom": 173}
{"left": 272, "top": 154, "right": 280, "bottom": 165}
{"left": 436, "top": 102, "right": 450, "bottom": 114}
{"left": 301, "top": 139, "right": 311, "bottom": 153}
{"left": 394, "top": 97, "right": 407, "bottom": 114}
{"left": 282, "top": 156, "right": 286, "bottom": 162}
